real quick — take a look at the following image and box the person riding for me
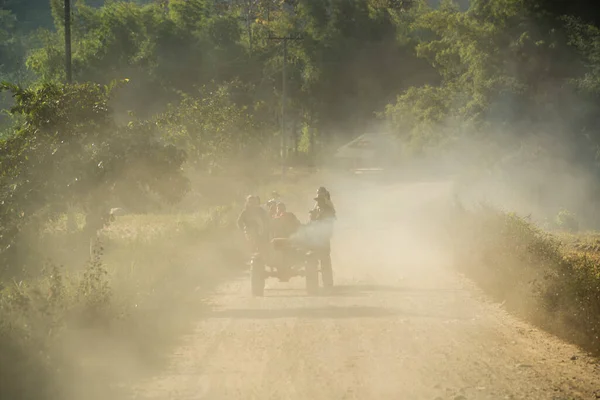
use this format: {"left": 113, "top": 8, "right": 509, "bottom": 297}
{"left": 266, "top": 199, "right": 278, "bottom": 218}
{"left": 271, "top": 202, "right": 301, "bottom": 239}
{"left": 237, "top": 195, "right": 270, "bottom": 253}
{"left": 270, "top": 191, "right": 281, "bottom": 203}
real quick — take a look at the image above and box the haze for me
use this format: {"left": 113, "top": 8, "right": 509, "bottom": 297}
{"left": 1, "top": 1, "right": 600, "bottom": 400}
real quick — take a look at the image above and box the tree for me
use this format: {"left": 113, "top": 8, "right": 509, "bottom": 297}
{"left": 160, "top": 79, "right": 277, "bottom": 176}
{"left": 385, "top": 0, "right": 585, "bottom": 152}
{"left": 0, "top": 80, "right": 188, "bottom": 276}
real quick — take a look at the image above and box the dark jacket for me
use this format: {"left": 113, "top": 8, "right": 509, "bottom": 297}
{"left": 312, "top": 201, "right": 336, "bottom": 222}
{"left": 271, "top": 212, "right": 301, "bottom": 238}
{"left": 237, "top": 206, "right": 270, "bottom": 240}
{"left": 308, "top": 202, "right": 336, "bottom": 244}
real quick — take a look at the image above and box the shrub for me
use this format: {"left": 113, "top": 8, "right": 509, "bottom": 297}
{"left": 0, "top": 254, "right": 113, "bottom": 400}
{"left": 555, "top": 208, "right": 580, "bottom": 232}
{"left": 0, "top": 81, "right": 189, "bottom": 277}
{"left": 452, "top": 204, "right": 600, "bottom": 354}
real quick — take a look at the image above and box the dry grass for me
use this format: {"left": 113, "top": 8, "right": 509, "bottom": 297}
{"left": 0, "top": 171, "right": 319, "bottom": 400}
{"left": 451, "top": 204, "right": 600, "bottom": 355}
{"left": 0, "top": 212, "right": 239, "bottom": 400}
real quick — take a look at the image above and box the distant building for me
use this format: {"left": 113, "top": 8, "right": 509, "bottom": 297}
{"left": 333, "top": 132, "right": 398, "bottom": 170}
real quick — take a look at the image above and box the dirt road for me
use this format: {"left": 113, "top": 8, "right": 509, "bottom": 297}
{"left": 132, "top": 180, "right": 600, "bottom": 400}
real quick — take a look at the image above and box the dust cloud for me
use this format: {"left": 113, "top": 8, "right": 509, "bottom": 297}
{"left": 5, "top": 1, "right": 600, "bottom": 399}
{"left": 9, "top": 138, "right": 599, "bottom": 400}
{"left": 42, "top": 166, "right": 457, "bottom": 400}
{"left": 122, "top": 167, "right": 600, "bottom": 400}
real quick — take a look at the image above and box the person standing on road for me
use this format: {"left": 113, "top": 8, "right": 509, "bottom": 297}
{"left": 310, "top": 189, "right": 336, "bottom": 287}
{"left": 312, "top": 186, "right": 336, "bottom": 215}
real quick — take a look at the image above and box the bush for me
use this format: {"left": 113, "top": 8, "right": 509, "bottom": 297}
{"left": 555, "top": 208, "right": 580, "bottom": 232}
{"left": 160, "top": 80, "right": 277, "bottom": 176}
{"left": 0, "top": 254, "right": 113, "bottom": 400}
{"left": 0, "top": 170, "right": 317, "bottom": 399}
{"left": 0, "top": 204, "right": 244, "bottom": 400}
{"left": 452, "top": 204, "right": 600, "bottom": 354}
{"left": 0, "top": 81, "right": 189, "bottom": 278}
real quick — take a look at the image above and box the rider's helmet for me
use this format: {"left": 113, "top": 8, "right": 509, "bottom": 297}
{"left": 246, "top": 195, "right": 260, "bottom": 208}
{"left": 276, "top": 202, "right": 287, "bottom": 214}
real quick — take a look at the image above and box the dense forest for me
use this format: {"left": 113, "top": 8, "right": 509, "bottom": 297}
{"left": 3, "top": 0, "right": 600, "bottom": 272}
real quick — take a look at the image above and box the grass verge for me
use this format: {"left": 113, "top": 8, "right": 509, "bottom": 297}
{"left": 0, "top": 171, "right": 320, "bottom": 400}
{"left": 0, "top": 207, "right": 241, "bottom": 400}
{"left": 451, "top": 203, "right": 600, "bottom": 355}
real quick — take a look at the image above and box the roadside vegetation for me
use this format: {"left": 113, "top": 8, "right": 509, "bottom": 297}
{"left": 451, "top": 204, "right": 600, "bottom": 355}
{"left": 0, "top": 172, "right": 317, "bottom": 400}
{"left": 3, "top": 0, "right": 600, "bottom": 398}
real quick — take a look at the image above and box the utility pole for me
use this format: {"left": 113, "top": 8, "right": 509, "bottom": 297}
{"left": 268, "top": 35, "right": 301, "bottom": 177}
{"left": 64, "top": 0, "right": 72, "bottom": 83}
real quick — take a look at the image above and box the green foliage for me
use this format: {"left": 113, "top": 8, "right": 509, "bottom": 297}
{"left": 2, "top": 0, "right": 600, "bottom": 375}
{"left": 1, "top": 0, "right": 54, "bottom": 31}
{"left": 563, "top": 16, "right": 600, "bottom": 93}
{"left": 384, "top": 84, "right": 459, "bottom": 151}
{"left": 0, "top": 256, "right": 113, "bottom": 400}
{"left": 27, "top": 0, "right": 250, "bottom": 117}
{"left": 161, "top": 80, "right": 276, "bottom": 175}
{"left": 383, "top": 0, "right": 595, "bottom": 157}
{"left": 0, "top": 80, "right": 188, "bottom": 276}
{"left": 16, "top": 0, "right": 426, "bottom": 142}
{"left": 555, "top": 208, "right": 580, "bottom": 232}
{"left": 0, "top": 172, "right": 308, "bottom": 400}
{"left": 0, "top": 11, "right": 27, "bottom": 78}
{"left": 5, "top": 0, "right": 600, "bottom": 157}
{"left": 453, "top": 205, "right": 600, "bottom": 354}
{"left": 543, "top": 250, "right": 600, "bottom": 347}
{"left": 0, "top": 9, "right": 38, "bottom": 129}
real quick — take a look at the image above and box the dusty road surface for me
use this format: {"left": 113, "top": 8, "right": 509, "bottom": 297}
{"left": 132, "top": 180, "right": 600, "bottom": 400}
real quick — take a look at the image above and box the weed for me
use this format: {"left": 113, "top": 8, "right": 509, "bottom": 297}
{"left": 453, "top": 205, "right": 600, "bottom": 354}
{"left": 555, "top": 208, "right": 580, "bottom": 232}
{"left": 0, "top": 174, "right": 314, "bottom": 400}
